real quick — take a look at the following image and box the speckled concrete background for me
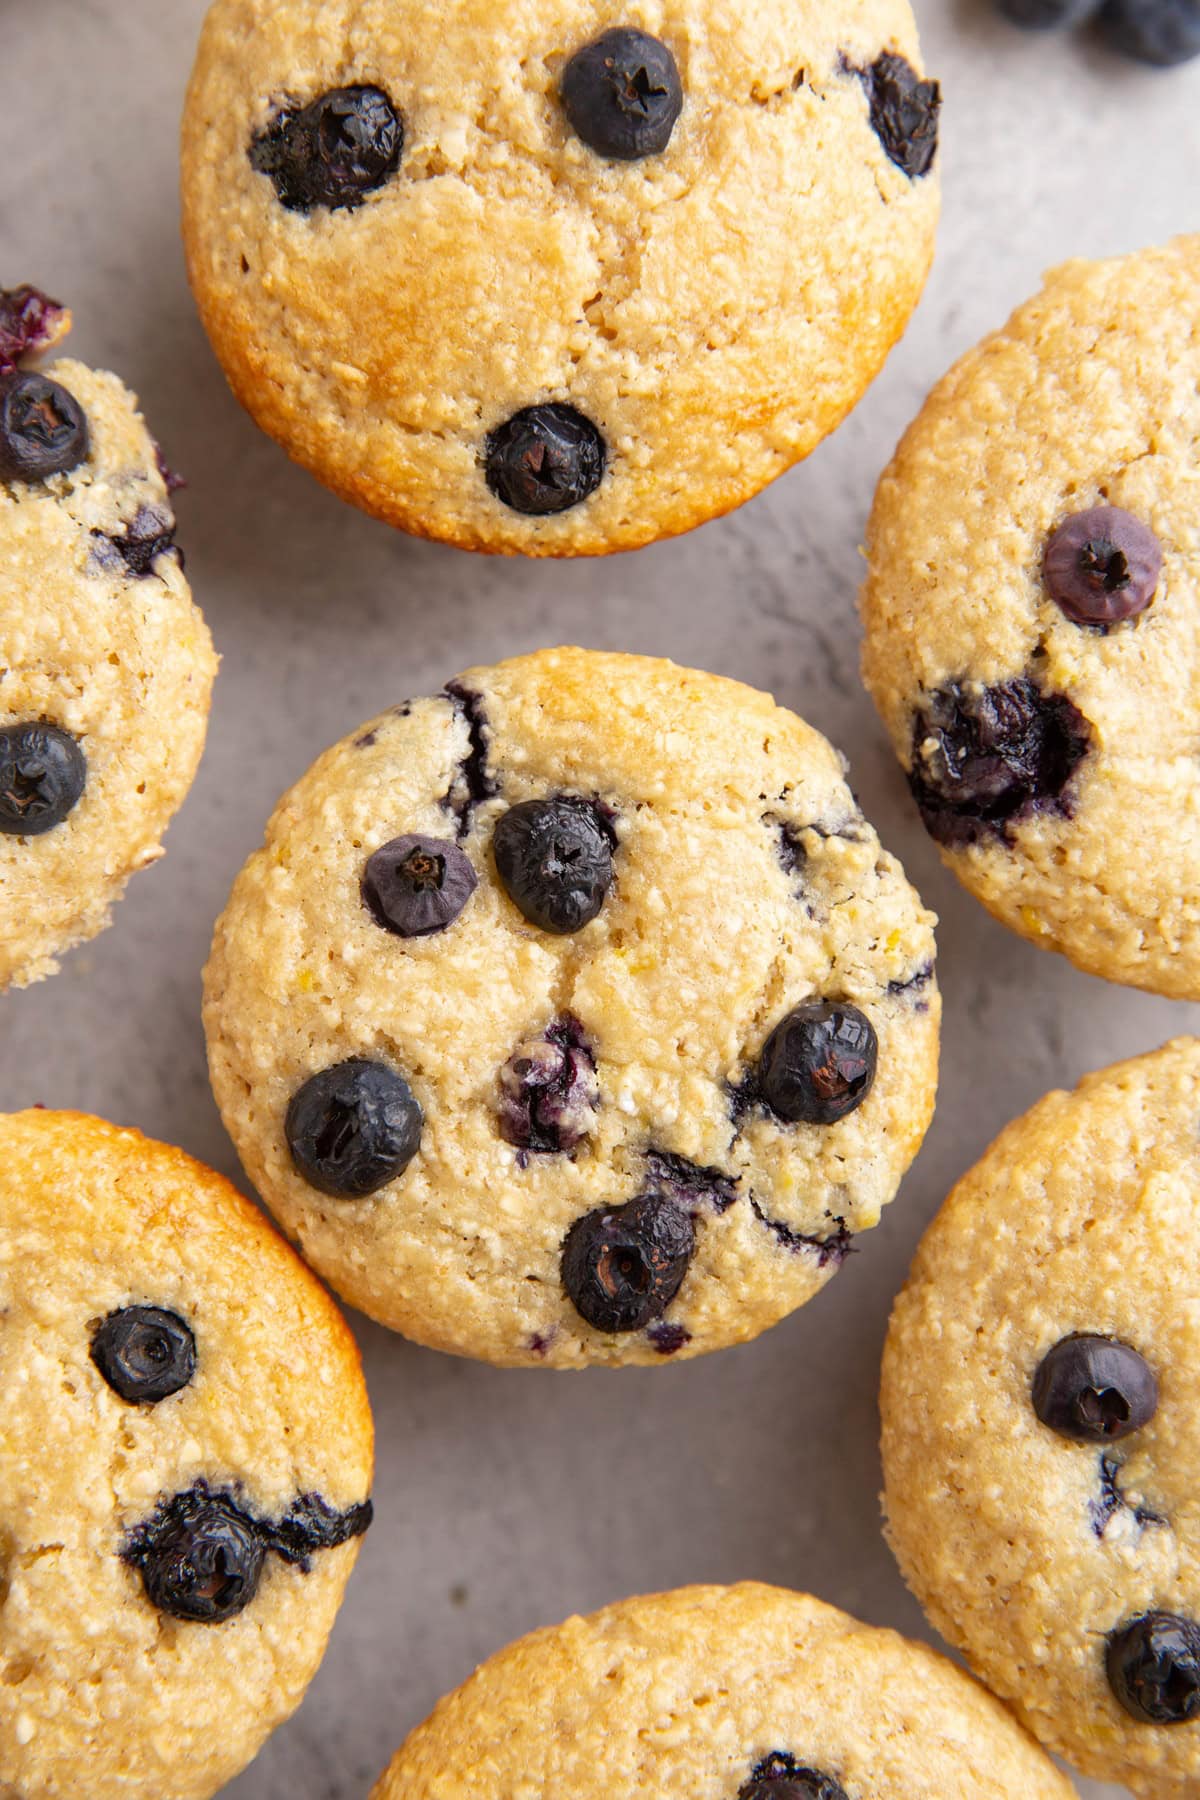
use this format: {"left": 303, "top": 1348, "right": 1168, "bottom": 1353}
{"left": 3, "top": 2, "right": 1199, "bottom": 1794}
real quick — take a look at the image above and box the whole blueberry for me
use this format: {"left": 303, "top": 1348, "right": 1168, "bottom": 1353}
{"left": 561, "top": 1192, "right": 694, "bottom": 1333}
{"left": 0, "top": 372, "right": 89, "bottom": 482}
{"left": 1107, "top": 1613, "right": 1200, "bottom": 1723}
{"left": 759, "top": 1002, "right": 877, "bottom": 1125}
{"left": 739, "top": 1754, "right": 849, "bottom": 1800}
{"left": 0, "top": 723, "right": 86, "bottom": 837}
{"left": 858, "top": 53, "right": 940, "bottom": 179}
{"left": 561, "top": 27, "right": 683, "bottom": 160}
{"left": 1042, "top": 506, "right": 1162, "bottom": 626}
{"left": 250, "top": 84, "right": 403, "bottom": 212}
{"left": 485, "top": 405, "right": 606, "bottom": 515}
{"left": 1100, "top": 0, "right": 1200, "bottom": 65}
{"left": 909, "top": 677, "right": 1091, "bottom": 848}
{"left": 90, "top": 1306, "right": 197, "bottom": 1404}
{"left": 1032, "top": 1334, "right": 1158, "bottom": 1442}
{"left": 362, "top": 834, "right": 478, "bottom": 937}
{"left": 286, "top": 1058, "right": 423, "bottom": 1198}
{"left": 493, "top": 797, "right": 615, "bottom": 933}
{"left": 996, "top": 0, "right": 1101, "bottom": 25}
{"left": 124, "top": 1487, "right": 266, "bottom": 1624}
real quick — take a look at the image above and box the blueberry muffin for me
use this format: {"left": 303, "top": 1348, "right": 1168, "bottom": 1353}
{"left": 882, "top": 1039, "right": 1200, "bottom": 1799}
{"left": 0, "top": 285, "right": 217, "bottom": 991}
{"left": 181, "top": 0, "right": 940, "bottom": 556}
{"left": 0, "top": 1108, "right": 373, "bottom": 1800}
{"left": 860, "top": 235, "right": 1200, "bottom": 999}
{"left": 204, "top": 648, "right": 939, "bottom": 1368}
{"left": 371, "top": 1583, "right": 1074, "bottom": 1798}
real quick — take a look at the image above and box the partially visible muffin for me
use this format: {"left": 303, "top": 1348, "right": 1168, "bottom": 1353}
{"left": 0, "top": 285, "right": 217, "bottom": 989}
{"left": 0, "top": 1108, "right": 374, "bottom": 1800}
{"left": 371, "top": 1584, "right": 1075, "bottom": 1798}
{"left": 182, "top": 0, "right": 940, "bottom": 555}
{"left": 860, "top": 236, "right": 1200, "bottom": 999}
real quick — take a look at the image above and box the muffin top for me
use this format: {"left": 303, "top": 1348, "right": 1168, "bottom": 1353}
{"left": 0, "top": 1109, "right": 373, "bottom": 1800}
{"left": 861, "top": 234, "right": 1200, "bottom": 999}
{"left": 182, "top": 0, "right": 939, "bottom": 554}
{"left": 205, "top": 646, "right": 939, "bottom": 1368}
{"left": 883, "top": 1039, "right": 1200, "bottom": 1799}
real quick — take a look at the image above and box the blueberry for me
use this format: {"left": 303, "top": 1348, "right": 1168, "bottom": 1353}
{"left": 250, "top": 84, "right": 403, "bottom": 212}
{"left": 1107, "top": 1613, "right": 1200, "bottom": 1723}
{"left": 560, "top": 27, "right": 683, "bottom": 160}
{"left": 1100, "top": 0, "right": 1200, "bottom": 65}
{"left": 1043, "top": 506, "right": 1162, "bottom": 626}
{"left": 0, "top": 372, "right": 89, "bottom": 482}
{"left": 856, "top": 53, "right": 940, "bottom": 179}
{"left": 1032, "top": 1334, "right": 1158, "bottom": 1442}
{"left": 0, "top": 723, "right": 86, "bottom": 837}
{"left": 0, "top": 285, "right": 69, "bottom": 372}
{"left": 996, "top": 0, "right": 1101, "bottom": 25}
{"left": 499, "top": 1015, "right": 599, "bottom": 1153}
{"left": 97, "top": 505, "right": 181, "bottom": 580}
{"left": 90, "top": 1306, "right": 197, "bottom": 1404}
{"left": 485, "top": 405, "right": 606, "bottom": 515}
{"left": 738, "top": 1753, "right": 849, "bottom": 1800}
{"left": 759, "top": 1002, "right": 877, "bottom": 1126}
{"left": 286, "top": 1058, "right": 423, "bottom": 1198}
{"left": 362, "top": 834, "right": 478, "bottom": 937}
{"left": 561, "top": 1193, "right": 694, "bottom": 1332}
{"left": 909, "top": 677, "right": 1091, "bottom": 848}
{"left": 264, "top": 1493, "right": 374, "bottom": 1568}
{"left": 123, "top": 1487, "right": 266, "bottom": 1624}
{"left": 493, "top": 797, "right": 615, "bottom": 933}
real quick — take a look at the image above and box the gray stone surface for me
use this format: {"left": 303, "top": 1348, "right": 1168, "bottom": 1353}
{"left": 4, "top": 2, "right": 1199, "bottom": 1794}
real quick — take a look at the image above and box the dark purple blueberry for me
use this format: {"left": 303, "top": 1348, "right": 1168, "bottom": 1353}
{"left": 1107, "top": 1613, "right": 1200, "bottom": 1723}
{"left": 0, "top": 285, "right": 69, "bottom": 372}
{"left": 0, "top": 723, "right": 86, "bottom": 837}
{"left": 738, "top": 1752, "right": 849, "bottom": 1800}
{"left": 484, "top": 405, "right": 606, "bottom": 515}
{"left": 759, "top": 1002, "right": 877, "bottom": 1126}
{"left": 996, "top": 0, "right": 1101, "bottom": 24}
{"left": 264, "top": 1493, "right": 374, "bottom": 1570}
{"left": 123, "top": 1488, "right": 266, "bottom": 1624}
{"left": 97, "top": 505, "right": 181, "bottom": 579}
{"left": 644, "top": 1151, "right": 739, "bottom": 1215}
{"left": 1032, "top": 1335, "right": 1158, "bottom": 1442}
{"left": 856, "top": 53, "right": 940, "bottom": 179}
{"left": 250, "top": 84, "right": 403, "bottom": 212}
{"left": 560, "top": 28, "right": 683, "bottom": 160}
{"left": 1100, "top": 0, "right": 1200, "bottom": 64}
{"left": 0, "top": 371, "right": 89, "bottom": 482}
{"left": 499, "top": 1015, "right": 599, "bottom": 1153}
{"left": 1042, "top": 506, "right": 1162, "bottom": 626}
{"left": 561, "top": 1193, "right": 694, "bottom": 1332}
{"left": 362, "top": 834, "right": 478, "bottom": 937}
{"left": 647, "top": 1320, "right": 690, "bottom": 1355}
{"left": 493, "top": 796, "right": 615, "bottom": 933}
{"left": 286, "top": 1058, "right": 423, "bottom": 1198}
{"left": 90, "top": 1306, "right": 196, "bottom": 1404}
{"left": 909, "top": 677, "right": 1091, "bottom": 848}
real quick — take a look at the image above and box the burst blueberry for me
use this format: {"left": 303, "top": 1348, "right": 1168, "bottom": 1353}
{"left": 0, "top": 723, "right": 87, "bottom": 837}
{"left": 124, "top": 1487, "right": 266, "bottom": 1624}
{"left": 362, "top": 834, "right": 477, "bottom": 937}
{"left": 738, "top": 1753, "right": 849, "bottom": 1800}
{"left": 561, "top": 27, "right": 683, "bottom": 160}
{"left": 493, "top": 796, "right": 615, "bottom": 933}
{"left": 561, "top": 1192, "right": 694, "bottom": 1332}
{"left": 286, "top": 1058, "right": 423, "bottom": 1197}
{"left": 0, "top": 371, "right": 89, "bottom": 482}
{"left": 1032, "top": 1334, "right": 1158, "bottom": 1442}
{"left": 91, "top": 1306, "right": 197, "bottom": 1404}
{"left": 857, "top": 53, "right": 940, "bottom": 179}
{"left": 759, "top": 1002, "right": 877, "bottom": 1125}
{"left": 498, "top": 1016, "right": 599, "bottom": 1153}
{"left": 485, "top": 405, "right": 606, "bottom": 516}
{"left": 250, "top": 84, "right": 403, "bottom": 212}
